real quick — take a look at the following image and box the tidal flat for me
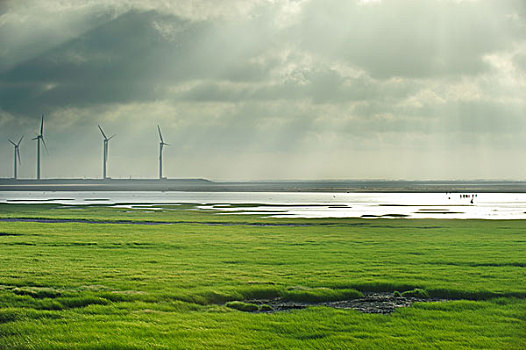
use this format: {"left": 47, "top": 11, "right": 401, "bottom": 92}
{"left": 0, "top": 203, "right": 524, "bottom": 349}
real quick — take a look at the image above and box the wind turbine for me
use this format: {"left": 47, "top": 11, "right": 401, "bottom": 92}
{"left": 8, "top": 136, "right": 23, "bottom": 180}
{"left": 157, "top": 125, "right": 169, "bottom": 179}
{"left": 98, "top": 125, "right": 115, "bottom": 179}
{"left": 32, "top": 114, "right": 47, "bottom": 180}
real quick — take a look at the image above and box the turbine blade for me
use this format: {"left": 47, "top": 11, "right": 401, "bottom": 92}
{"left": 41, "top": 137, "right": 48, "bottom": 153}
{"left": 98, "top": 125, "right": 108, "bottom": 139}
{"left": 17, "top": 136, "right": 24, "bottom": 146}
{"left": 108, "top": 134, "right": 116, "bottom": 140}
{"left": 40, "top": 114, "right": 44, "bottom": 136}
{"left": 157, "top": 125, "right": 164, "bottom": 143}
{"left": 17, "top": 149, "right": 21, "bottom": 165}
{"left": 9, "top": 139, "right": 16, "bottom": 146}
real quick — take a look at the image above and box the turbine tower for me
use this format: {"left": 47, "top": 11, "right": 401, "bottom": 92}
{"left": 157, "top": 125, "right": 169, "bottom": 179}
{"left": 32, "top": 114, "right": 47, "bottom": 180}
{"left": 98, "top": 125, "right": 115, "bottom": 180}
{"left": 8, "top": 136, "right": 23, "bottom": 180}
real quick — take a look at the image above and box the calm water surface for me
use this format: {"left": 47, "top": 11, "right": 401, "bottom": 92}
{"left": 1, "top": 191, "right": 525, "bottom": 219}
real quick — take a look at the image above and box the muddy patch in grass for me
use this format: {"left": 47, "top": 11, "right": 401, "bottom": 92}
{"left": 240, "top": 292, "right": 447, "bottom": 314}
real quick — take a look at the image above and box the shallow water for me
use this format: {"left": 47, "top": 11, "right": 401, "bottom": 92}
{"left": 1, "top": 191, "right": 525, "bottom": 219}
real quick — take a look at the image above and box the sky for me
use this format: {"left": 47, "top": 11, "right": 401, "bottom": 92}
{"left": 1, "top": 0, "right": 525, "bottom": 181}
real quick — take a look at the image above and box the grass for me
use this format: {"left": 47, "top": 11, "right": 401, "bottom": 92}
{"left": 401, "top": 288, "right": 430, "bottom": 299}
{"left": 0, "top": 203, "right": 524, "bottom": 349}
{"left": 225, "top": 301, "right": 260, "bottom": 312}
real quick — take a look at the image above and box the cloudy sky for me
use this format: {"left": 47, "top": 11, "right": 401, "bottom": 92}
{"left": 1, "top": 0, "right": 525, "bottom": 180}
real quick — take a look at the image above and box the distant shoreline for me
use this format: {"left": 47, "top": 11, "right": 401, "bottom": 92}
{"left": 0, "top": 179, "right": 524, "bottom": 193}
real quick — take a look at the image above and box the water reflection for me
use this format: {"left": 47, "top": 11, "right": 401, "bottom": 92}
{"left": 1, "top": 191, "right": 525, "bottom": 219}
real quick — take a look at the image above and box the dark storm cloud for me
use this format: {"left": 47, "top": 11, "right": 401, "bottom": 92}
{"left": 1, "top": 11, "right": 194, "bottom": 115}
{"left": 0, "top": 7, "right": 284, "bottom": 117}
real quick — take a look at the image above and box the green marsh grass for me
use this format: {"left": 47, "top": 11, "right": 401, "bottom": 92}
{"left": 225, "top": 301, "right": 260, "bottom": 312}
{"left": 401, "top": 288, "right": 430, "bottom": 299}
{"left": 0, "top": 203, "right": 524, "bottom": 349}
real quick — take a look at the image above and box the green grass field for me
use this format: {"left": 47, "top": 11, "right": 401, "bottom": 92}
{"left": 0, "top": 203, "right": 524, "bottom": 349}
